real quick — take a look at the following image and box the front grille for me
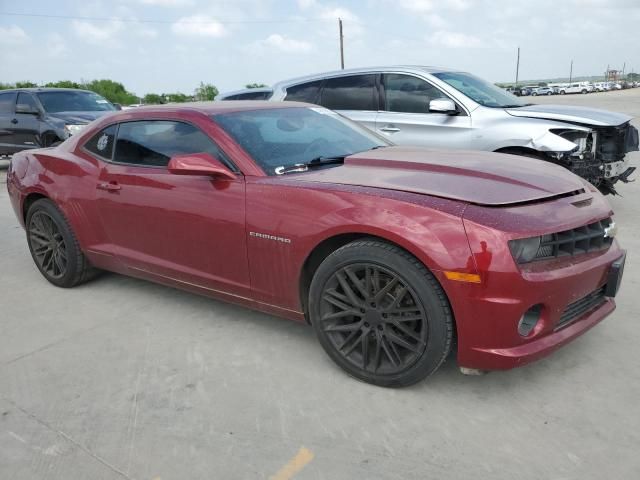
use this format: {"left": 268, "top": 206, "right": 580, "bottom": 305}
{"left": 535, "top": 218, "right": 613, "bottom": 261}
{"left": 556, "top": 286, "right": 607, "bottom": 330}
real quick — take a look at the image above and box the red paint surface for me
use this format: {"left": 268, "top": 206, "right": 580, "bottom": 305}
{"left": 6, "top": 103, "right": 624, "bottom": 370}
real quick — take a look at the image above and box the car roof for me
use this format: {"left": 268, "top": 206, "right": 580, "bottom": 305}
{"left": 105, "top": 100, "right": 312, "bottom": 117}
{"left": 218, "top": 87, "right": 273, "bottom": 98}
{"left": 0, "top": 88, "right": 96, "bottom": 93}
{"left": 272, "top": 65, "right": 458, "bottom": 89}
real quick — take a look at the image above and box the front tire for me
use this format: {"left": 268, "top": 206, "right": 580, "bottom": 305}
{"left": 26, "top": 199, "right": 98, "bottom": 288}
{"left": 309, "top": 239, "right": 453, "bottom": 387}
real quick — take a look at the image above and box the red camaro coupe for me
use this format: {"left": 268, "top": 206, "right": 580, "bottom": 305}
{"left": 7, "top": 101, "right": 625, "bottom": 387}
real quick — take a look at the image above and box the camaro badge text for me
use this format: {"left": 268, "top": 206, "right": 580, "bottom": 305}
{"left": 249, "top": 232, "right": 292, "bottom": 244}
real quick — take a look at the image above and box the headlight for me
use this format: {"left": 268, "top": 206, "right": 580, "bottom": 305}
{"left": 64, "top": 124, "right": 87, "bottom": 138}
{"left": 509, "top": 237, "right": 541, "bottom": 264}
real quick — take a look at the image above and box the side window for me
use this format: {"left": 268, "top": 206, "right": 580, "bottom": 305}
{"left": 113, "top": 120, "right": 234, "bottom": 169}
{"left": 17, "top": 93, "right": 39, "bottom": 112}
{"left": 382, "top": 74, "right": 448, "bottom": 114}
{"left": 0, "top": 91, "right": 17, "bottom": 113}
{"left": 283, "top": 80, "right": 323, "bottom": 103}
{"left": 84, "top": 124, "right": 117, "bottom": 160}
{"left": 320, "top": 75, "right": 376, "bottom": 111}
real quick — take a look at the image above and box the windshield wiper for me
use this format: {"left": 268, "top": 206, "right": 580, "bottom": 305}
{"left": 275, "top": 155, "right": 346, "bottom": 175}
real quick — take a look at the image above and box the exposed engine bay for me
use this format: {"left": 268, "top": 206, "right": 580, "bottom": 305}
{"left": 547, "top": 122, "right": 639, "bottom": 195}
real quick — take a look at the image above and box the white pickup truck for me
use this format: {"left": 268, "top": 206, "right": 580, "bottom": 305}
{"left": 558, "top": 83, "right": 594, "bottom": 94}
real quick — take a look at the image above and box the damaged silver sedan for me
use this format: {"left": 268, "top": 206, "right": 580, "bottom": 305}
{"left": 263, "top": 66, "right": 639, "bottom": 194}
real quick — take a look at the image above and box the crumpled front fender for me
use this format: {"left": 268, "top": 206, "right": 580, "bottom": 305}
{"left": 523, "top": 129, "right": 583, "bottom": 153}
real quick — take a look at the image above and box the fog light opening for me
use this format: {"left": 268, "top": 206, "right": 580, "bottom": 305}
{"left": 518, "top": 304, "right": 542, "bottom": 337}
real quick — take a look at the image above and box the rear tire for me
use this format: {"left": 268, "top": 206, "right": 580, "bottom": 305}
{"left": 309, "top": 239, "right": 453, "bottom": 387}
{"left": 26, "top": 199, "right": 99, "bottom": 288}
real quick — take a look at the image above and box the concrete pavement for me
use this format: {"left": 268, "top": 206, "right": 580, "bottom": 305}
{"left": 1, "top": 90, "right": 639, "bottom": 479}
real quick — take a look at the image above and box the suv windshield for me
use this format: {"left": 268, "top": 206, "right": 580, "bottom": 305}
{"left": 433, "top": 72, "right": 528, "bottom": 108}
{"left": 36, "top": 91, "right": 116, "bottom": 113}
{"left": 213, "top": 107, "right": 388, "bottom": 175}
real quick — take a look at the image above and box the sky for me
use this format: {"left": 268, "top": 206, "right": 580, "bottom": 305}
{"left": 1, "top": 0, "right": 639, "bottom": 98}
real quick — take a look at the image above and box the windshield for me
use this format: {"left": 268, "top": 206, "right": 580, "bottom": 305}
{"left": 433, "top": 72, "right": 528, "bottom": 108}
{"left": 213, "top": 107, "right": 388, "bottom": 175}
{"left": 37, "top": 91, "right": 116, "bottom": 113}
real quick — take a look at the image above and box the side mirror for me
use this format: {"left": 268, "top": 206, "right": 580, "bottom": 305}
{"left": 15, "top": 104, "right": 40, "bottom": 115}
{"left": 113, "top": 103, "right": 123, "bottom": 111}
{"left": 168, "top": 152, "right": 236, "bottom": 180}
{"left": 429, "top": 98, "right": 458, "bottom": 115}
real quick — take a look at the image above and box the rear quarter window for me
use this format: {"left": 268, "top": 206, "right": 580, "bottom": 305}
{"left": 320, "top": 74, "right": 377, "bottom": 111}
{"left": 84, "top": 124, "right": 117, "bottom": 160}
{"left": 283, "top": 80, "right": 324, "bottom": 103}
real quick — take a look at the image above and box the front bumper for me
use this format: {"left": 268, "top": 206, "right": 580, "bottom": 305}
{"left": 444, "top": 192, "right": 624, "bottom": 371}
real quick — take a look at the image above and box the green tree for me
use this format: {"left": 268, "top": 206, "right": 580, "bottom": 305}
{"left": 15, "top": 81, "right": 38, "bottom": 88}
{"left": 245, "top": 83, "right": 267, "bottom": 89}
{"left": 194, "top": 82, "right": 218, "bottom": 101}
{"left": 0, "top": 83, "right": 14, "bottom": 90}
{"left": 44, "top": 80, "right": 83, "bottom": 89}
{"left": 164, "top": 92, "right": 191, "bottom": 103}
{"left": 628, "top": 73, "right": 639, "bottom": 81}
{"left": 143, "top": 93, "right": 165, "bottom": 105}
{"left": 84, "top": 79, "right": 138, "bottom": 105}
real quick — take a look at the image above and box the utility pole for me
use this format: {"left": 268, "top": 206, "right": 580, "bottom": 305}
{"left": 569, "top": 59, "right": 573, "bottom": 83}
{"left": 622, "top": 62, "right": 626, "bottom": 79}
{"left": 515, "top": 47, "right": 520, "bottom": 86}
{"left": 339, "top": 18, "right": 344, "bottom": 69}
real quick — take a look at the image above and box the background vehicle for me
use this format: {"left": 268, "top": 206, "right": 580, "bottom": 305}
{"left": 558, "top": 83, "right": 593, "bottom": 94}
{"left": 217, "top": 87, "right": 274, "bottom": 101}
{"left": 532, "top": 86, "right": 554, "bottom": 96}
{"left": 265, "top": 66, "right": 638, "bottom": 194}
{"left": 6, "top": 102, "right": 625, "bottom": 387}
{"left": 0, "top": 88, "right": 116, "bottom": 157}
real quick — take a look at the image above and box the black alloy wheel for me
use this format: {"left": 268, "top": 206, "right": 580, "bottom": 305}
{"left": 320, "top": 262, "right": 428, "bottom": 376}
{"left": 29, "top": 211, "right": 68, "bottom": 279}
{"left": 26, "top": 199, "right": 99, "bottom": 287}
{"left": 310, "top": 239, "right": 453, "bottom": 387}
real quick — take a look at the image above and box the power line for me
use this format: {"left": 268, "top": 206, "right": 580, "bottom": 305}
{"left": 0, "top": 11, "right": 329, "bottom": 25}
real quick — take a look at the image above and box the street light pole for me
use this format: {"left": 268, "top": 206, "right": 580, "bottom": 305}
{"left": 515, "top": 47, "right": 520, "bottom": 86}
{"left": 569, "top": 59, "right": 573, "bottom": 83}
{"left": 339, "top": 18, "right": 344, "bottom": 70}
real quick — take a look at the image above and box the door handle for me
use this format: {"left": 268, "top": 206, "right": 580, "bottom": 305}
{"left": 11, "top": 118, "right": 18, "bottom": 124}
{"left": 380, "top": 125, "right": 400, "bottom": 133}
{"left": 97, "top": 182, "right": 121, "bottom": 192}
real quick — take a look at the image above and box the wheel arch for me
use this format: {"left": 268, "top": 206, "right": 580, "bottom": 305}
{"left": 298, "top": 232, "right": 457, "bottom": 338}
{"left": 22, "top": 191, "right": 50, "bottom": 223}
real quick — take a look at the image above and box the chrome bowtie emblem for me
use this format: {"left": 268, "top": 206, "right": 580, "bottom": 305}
{"left": 604, "top": 221, "right": 617, "bottom": 239}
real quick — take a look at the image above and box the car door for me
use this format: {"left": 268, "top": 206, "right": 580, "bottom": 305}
{"left": 13, "top": 93, "right": 43, "bottom": 149}
{"left": 0, "top": 91, "right": 18, "bottom": 155}
{"left": 316, "top": 74, "right": 379, "bottom": 132}
{"left": 375, "top": 73, "right": 473, "bottom": 149}
{"left": 91, "top": 119, "right": 251, "bottom": 297}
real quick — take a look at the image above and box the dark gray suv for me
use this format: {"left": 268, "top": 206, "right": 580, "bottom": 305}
{"left": 0, "top": 88, "right": 117, "bottom": 157}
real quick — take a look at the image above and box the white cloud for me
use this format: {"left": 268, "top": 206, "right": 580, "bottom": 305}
{"left": 72, "top": 20, "right": 123, "bottom": 43}
{"left": 399, "top": 0, "right": 471, "bottom": 12}
{"left": 261, "top": 34, "right": 313, "bottom": 53}
{"left": 0, "top": 25, "right": 29, "bottom": 45}
{"left": 429, "top": 31, "right": 484, "bottom": 48}
{"left": 297, "top": 0, "right": 317, "bottom": 8}
{"left": 171, "top": 15, "right": 227, "bottom": 38}
{"left": 138, "top": 0, "right": 193, "bottom": 6}
{"left": 424, "top": 13, "right": 448, "bottom": 29}
{"left": 47, "top": 33, "right": 68, "bottom": 58}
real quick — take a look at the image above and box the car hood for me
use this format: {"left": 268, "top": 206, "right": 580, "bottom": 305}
{"left": 505, "top": 104, "right": 632, "bottom": 127}
{"left": 292, "top": 146, "right": 586, "bottom": 206}
{"left": 46, "top": 111, "right": 112, "bottom": 124}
